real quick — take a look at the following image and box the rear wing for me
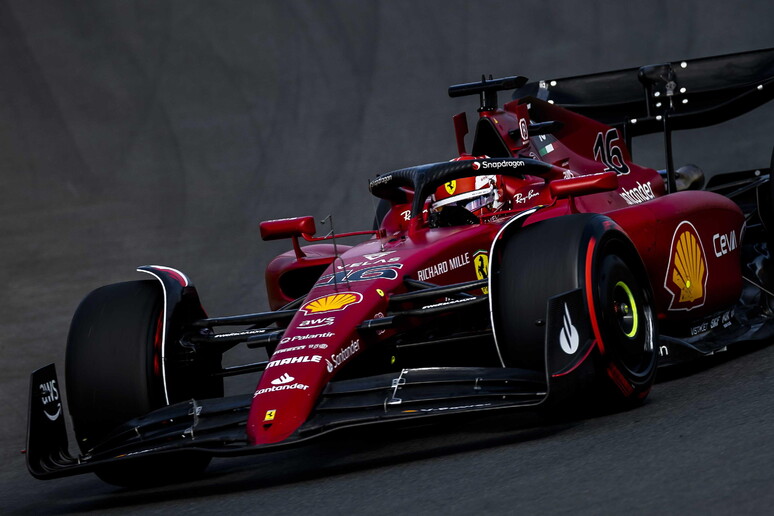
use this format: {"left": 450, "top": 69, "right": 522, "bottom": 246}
{"left": 513, "top": 48, "right": 774, "bottom": 193}
{"left": 512, "top": 47, "right": 774, "bottom": 138}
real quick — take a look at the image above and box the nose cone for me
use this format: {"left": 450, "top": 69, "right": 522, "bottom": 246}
{"left": 247, "top": 366, "right": 321, "bottom": 444}
{"left": 247, "top": 245, "right": 403, "bottom": 444}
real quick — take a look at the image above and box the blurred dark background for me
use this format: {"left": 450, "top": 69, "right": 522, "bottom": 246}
{"left": 2, "top": 1, "right": 773, "bottom": 511}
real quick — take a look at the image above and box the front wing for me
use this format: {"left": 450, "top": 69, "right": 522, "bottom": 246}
{"left": 27, "top": 363, "right": 549, "bottom": 479}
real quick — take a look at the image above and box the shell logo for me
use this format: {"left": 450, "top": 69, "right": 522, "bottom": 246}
{"left": 665, "top": 221, "right": 707, "bottom": 311}
{"left": 301, "top": 292, "right": 363, "bottom": 315}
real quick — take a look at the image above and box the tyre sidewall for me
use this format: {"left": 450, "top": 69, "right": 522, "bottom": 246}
{"left": 65, "top": 281, "right": 165, "bottom": 453}
{"left": 589, "top": 234, "right": 658, "bottom": 403}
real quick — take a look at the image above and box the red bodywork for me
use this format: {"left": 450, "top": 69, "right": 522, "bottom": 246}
{"left": 248, "top": 97, "right": 744, "bottom": 445}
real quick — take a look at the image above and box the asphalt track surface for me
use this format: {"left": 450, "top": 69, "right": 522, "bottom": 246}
{"left": 2, "top": 1, "right": 774, "bottom": 514}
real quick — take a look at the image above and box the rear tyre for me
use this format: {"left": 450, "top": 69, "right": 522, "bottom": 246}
{"left": 770, "top": 144, "right": 774, "bottom": 226}
{"left": 757, "top": 145, "right": 774, "bottom": 238}
{"left": 591, "top": 249, "right": 657, "bottom": 407}
{"left": 751, "top": 146, "right": 774, "bottom": 295}
{"left": 65, "top": 280, "right": 212, "bottom": 486}
{"left": 373, "top": 198, "right": 391, "bottom": 230}
{"left": 493, "top": 214, "right": 657, "bottom": 409}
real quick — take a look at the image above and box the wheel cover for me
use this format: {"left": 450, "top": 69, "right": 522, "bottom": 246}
{"left": 613, "top": 281, "right": 638, "bottom": 338}
{"left": 598, "top": 254, "right": 655, "bottom": 379}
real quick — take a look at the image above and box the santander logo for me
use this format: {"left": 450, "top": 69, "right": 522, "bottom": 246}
{"left": 271, "top": 373, "right": 294, "bottom": 385}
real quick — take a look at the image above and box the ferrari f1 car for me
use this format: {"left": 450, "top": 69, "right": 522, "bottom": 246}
{"left": 27, "top": 48, "right": 774, "bottom": 486}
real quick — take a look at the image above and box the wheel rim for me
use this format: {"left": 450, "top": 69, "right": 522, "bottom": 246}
{"left": 598, "top": 254, "right": 656, "bottom": 379}
{"left": 613, "top": 281, "right": 638, "bottom": 338}
{"left": 616, "top": 300, "right": 654, "bottom": 376}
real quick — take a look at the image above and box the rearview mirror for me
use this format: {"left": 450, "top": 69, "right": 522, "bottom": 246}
{"left": 259, "top": 216, "right": 316, "bottom": 241}
{"left": 549, "top": 171, "right": 618, "bottom": 199}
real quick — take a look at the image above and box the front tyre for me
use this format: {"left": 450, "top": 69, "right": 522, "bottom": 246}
{"left": 492, "top": 214, "right": 657, "bottom": 410}
{"left": 65, "top": 280, "right": 212, "bottom": 486}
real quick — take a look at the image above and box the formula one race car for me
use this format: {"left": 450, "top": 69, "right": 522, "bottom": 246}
{"left": 27, "top": 48, "right": 774, "bottom": 486}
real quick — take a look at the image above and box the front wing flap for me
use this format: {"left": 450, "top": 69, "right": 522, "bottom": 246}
{"left": 26, "top": 363, "right": 550, "bottom": 479}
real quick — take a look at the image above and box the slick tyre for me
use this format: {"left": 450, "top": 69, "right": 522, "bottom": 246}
{"left": 492, "top": 214, "right": 657, "bottom": 408}
{"left": 373, "top": 198, "right": 391, "bottom": 230}
{"left": 493, "top": 215, "right": 594, "bottom": 370}
{"left": 65, "top": 280, "right": 211, "bottom": 486}
{"left": 590, "top": 246, "right": 658, "bottom": 408}
{"left": 757, "top": 145, "right": 774, "bottom": 240}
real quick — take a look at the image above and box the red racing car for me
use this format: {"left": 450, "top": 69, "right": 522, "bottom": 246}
{"left": 27, "top": 48, "right": 774, "bottom": 486}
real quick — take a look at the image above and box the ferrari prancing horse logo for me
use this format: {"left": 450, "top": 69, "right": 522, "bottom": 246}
{"left": 445, "top": 181, "right": 457, "bottom": 195}
{"left": 473, "top": 250, "right": 489, "bottom": 294}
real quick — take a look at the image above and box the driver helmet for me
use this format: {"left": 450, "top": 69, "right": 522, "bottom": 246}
{"left": 431, "top": 175, "right": 504, "bottom": 216}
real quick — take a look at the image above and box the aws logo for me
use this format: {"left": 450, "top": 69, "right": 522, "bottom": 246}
{"left": 298, "top": 317, "right": 335, "bottom": 328}
{"left": 39, "top": 379, "right": 61, "bottom": 421}
{"left": 665, "top": 221, "right": 707, "bottom": 311}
